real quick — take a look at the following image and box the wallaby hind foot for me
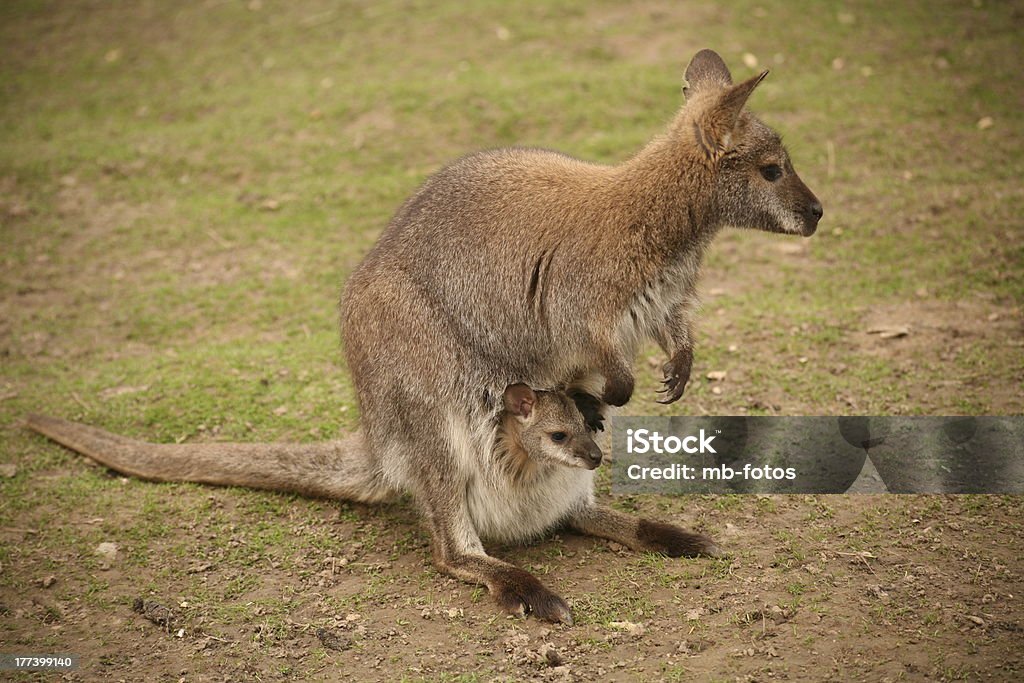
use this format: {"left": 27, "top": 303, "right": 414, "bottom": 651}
{"left": 569, "top": 503, "right": 723, "bottom": 558}
{"left": 441, "top": 551, "right": 574, "bottom": 625}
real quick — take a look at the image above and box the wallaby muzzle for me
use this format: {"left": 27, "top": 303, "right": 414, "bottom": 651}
{"left": 801, "top": 199, "right": 823, "bottom": 236}
{"left": 797, "top": 177, "right": 823, "bottom": 236}
{"left": 576, "top": 439, "right": 603, "bottom": 469}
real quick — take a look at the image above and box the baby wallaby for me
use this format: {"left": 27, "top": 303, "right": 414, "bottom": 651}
{"left": 440, "top": 385, "right": 715, "bottom": 624}
{"left": 499, "top": 384, "right": 603, "bottom": 474}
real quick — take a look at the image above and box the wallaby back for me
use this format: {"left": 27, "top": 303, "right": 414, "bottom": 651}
{"left": 24, "top": 414, "right": 394, "bottom": 503}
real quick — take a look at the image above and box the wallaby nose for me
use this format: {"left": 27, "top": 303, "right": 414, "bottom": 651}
{"left": 801, "top": 200, "right": 822, "bottom": 236}
{"left": 580, "top": 443, "right": 603, "bottom": 470}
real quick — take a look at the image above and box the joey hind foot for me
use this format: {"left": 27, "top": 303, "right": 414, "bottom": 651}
{"left": 657, "top": 347, "right": 693, "bottom": 404}
{"left": 636, "top": 519, "right": 723, "bottom": 558}
{"left": 601, "top": 373, "right": 634, "bottom": 408}
{"left": 491, "top": 567, "right": 574, "bottom": 625}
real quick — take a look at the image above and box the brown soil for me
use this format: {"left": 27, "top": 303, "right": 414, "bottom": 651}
{"left": 2, "top": 492, "right": 1021, "bottom": 681}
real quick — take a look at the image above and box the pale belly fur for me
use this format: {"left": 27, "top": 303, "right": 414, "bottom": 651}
{"left": 466, "top": 465, "right": 595, "bottom": 544}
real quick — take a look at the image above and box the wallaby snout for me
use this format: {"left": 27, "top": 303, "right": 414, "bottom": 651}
{"left": 576, "top": 438, "right": 603, "bottom": 470}
{"left": 802, "top": 203, "right": 822, "bottom": 236}
{"left": 800, "top": 186, "right": 823, "bottom": 236}
{"left": 775, "top": 169, "right": 822, "bottom": 237}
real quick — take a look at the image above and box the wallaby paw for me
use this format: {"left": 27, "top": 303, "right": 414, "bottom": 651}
{"left": 601, "top": 375, "right": 634, "bottom": 408}
{"left": 636, "top": 519, "right": 720, "bottom": 558}
{"left": 491, "top": 568, "right": 574, "bottom": 625}
{"left": 656, "top": 348, "right": 693, "bottom": 405}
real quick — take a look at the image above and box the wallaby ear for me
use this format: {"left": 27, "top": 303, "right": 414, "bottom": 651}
{"left": 691, "top": 69, "right": 769, "bottom": 161}
{"left": 503, "top": 383, "right": 536, "bottom": 419}
{"left": 683, "top": 48, "right": 733, "bottom": 99}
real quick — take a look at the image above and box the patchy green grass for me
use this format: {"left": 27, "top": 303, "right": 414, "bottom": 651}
{"left": 1, "top": 0, "right": 1022, "bottom": 680}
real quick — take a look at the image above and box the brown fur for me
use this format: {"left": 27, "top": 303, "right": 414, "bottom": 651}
{"left": 24, "top": 413, "right": 394, "bottom": 503}
{"left": 495, "top": 413, "right": 538, "bottom": 484}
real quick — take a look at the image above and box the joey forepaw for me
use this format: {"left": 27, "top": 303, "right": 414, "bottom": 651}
{"left": 570, "top": 391, "right": 606, "bottom": 433}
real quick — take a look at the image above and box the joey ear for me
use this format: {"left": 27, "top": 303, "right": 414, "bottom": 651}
{"left": 691, "top": 69, "right": 769, "bottom": 161}
{"left": 502, "top": 383, "right": 536, "bottom": 419}
{"left": 683, "top": 48, "right": 733, "bottom": 99}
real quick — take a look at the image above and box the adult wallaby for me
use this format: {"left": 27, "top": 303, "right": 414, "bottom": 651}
{"left": 338, "top": 49, "right": 819, "bottom": 621}
{"left": 28, "top": 49, "right": 819, "bottom": 624}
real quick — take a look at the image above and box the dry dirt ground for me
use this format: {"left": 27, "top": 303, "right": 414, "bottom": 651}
{"left": 3, "top": 492, "right": 1023, "bottom": 681}
{"left": 2, "top": 1, "right": 1023, "bottom": 681}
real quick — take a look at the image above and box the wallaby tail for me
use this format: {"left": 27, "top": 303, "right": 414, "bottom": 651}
{"left": 24, "top": 414, "right": 396, "bottom": 503}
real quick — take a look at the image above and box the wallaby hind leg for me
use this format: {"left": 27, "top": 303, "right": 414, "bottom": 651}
{"left": 433, "top": 536, "right": 574, "bottom": 625}
{"left": 568, "top": 503, "right": 722, "bottom": 558}
{"left": 596, "top": 347, "right": 635, "bottom": 407}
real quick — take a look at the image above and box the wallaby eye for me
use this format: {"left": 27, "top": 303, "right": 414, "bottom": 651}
{"left": 550, "top": 432, "right": 568, "bottom": 443}
{"left": 760, "top": 164, "right": 783, "bottom": 182}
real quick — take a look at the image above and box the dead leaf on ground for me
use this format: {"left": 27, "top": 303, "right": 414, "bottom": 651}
{"left": 609, "top": 620, "right": 646, "bottom": 636}
{"left": 777, "top": 243, "right": 806, "bottom": 255}
{"left": 95, "top": 542, "right": 119, "bottom": 561}
{"left": 100, "top": 385, "right": 150, "bottom": 400}
{"left": 686, "top": 607, "right": 707, "bottom": 621}
{"left": 316, "top": 627, "right": 353, "bottom": 651}
{"left": 133, "top": 598, "right": 176, "bottom": 628}
{"left": 539, "top": 643, "right": 563, "bottom": 667}
{"left": 866, "top": 325, "right": 910, "bottom": 339}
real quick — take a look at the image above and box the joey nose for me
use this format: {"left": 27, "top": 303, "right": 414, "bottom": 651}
{"left": 580, "top": 443, "right": 603, "bottom": 469}
{"left": 810, "top": 201, "right": 824, "bottom": 221}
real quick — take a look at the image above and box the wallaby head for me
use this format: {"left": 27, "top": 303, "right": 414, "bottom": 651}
{"left": 681, "top": 49, "right": 822, "bottom": 237}
{"left": 502, "top": 384, "right": 603, "bottom": 470}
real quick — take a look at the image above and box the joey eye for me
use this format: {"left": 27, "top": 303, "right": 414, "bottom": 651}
{"left": 760, "top": 164, "right": 783, "bottom": 182}
{"left": 550, "top": 432, "right": 568, "bottom": 443}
